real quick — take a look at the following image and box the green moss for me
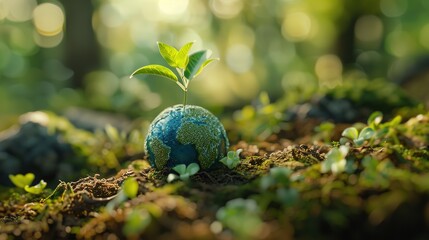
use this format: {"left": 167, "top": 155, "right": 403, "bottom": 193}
{"left": 149, "top": 138, "right": 171, "bottom": 169}
{"left": 177, "top": 121, "right": 220, "bottom": 169}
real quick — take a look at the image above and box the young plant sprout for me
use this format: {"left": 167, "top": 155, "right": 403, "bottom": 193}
{"left": 220, "top": 149, "right": 243, "bottom": 169}
{"left": 340, "top": 126, "right": 375, "bottom": 146}
{"left": 9, "top": 173, "right": 34, "bottom": 188}
{"left": 167, "top": 163, "right": 200, "bottom": 182}
{"left": 130, "top": 41, "right": 217, "bottom": 109}
{"left": 320, "top": 145, "right": 349, "bottom": 174}
{"left": 130, "top": 41, "right": 229, "bottom": 171}
{"left": 9, "top": 173, "right": 47, "bottom": 194}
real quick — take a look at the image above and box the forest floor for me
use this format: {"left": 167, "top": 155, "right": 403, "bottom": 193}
{"left": 1, "top": 111, "right": 429, "bottom": 240}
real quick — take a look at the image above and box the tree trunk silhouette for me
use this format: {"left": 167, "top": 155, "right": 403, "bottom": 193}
{"left": 61, "top": 0, "right": 100, "bottom": 88}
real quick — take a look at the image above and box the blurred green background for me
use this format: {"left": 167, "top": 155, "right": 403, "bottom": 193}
{"left": 1, "top": 0, "right": 429, "bottom": 131}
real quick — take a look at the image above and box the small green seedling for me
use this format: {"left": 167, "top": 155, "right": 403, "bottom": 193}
{"left": 9, "top": 173, "right": 47, "bottom": 194}
{"left": 130, "top": 41, "right": 217, "bottom": 109}
{"left": 216, "top": 198, "right": 262, "bottom": 239}
{"left": 340, "top": 126, "right": 375, "bottom": 146}
{"left": 9, "top": 173, "right": 35, "bottom": 188}
{"left": 24, "top": 180, "right": 47, "bottom": 195}
{"left": 220, "top": 149, "right": 243, "bottom": 169}
{"left": 321, "top": 145, "right": 349, "bottom": 174}
{"left": 167, "top": 163, "right": 200, "bottom": 182}
{"left": 106, "top": 177, "right": 139, "bottom": 213}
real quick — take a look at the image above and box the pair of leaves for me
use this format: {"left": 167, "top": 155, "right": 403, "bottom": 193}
{"left": 220, "top": 149, "right": 242, "bottom": 169}
{"left": 9, "top": 173, "right": 47, "bottom": 194}
{"left": 130, "top": 42, "right": 216, "bottom": 85}
{"left": 321, "top": 146, "right": 349, "bottom": 174}
{"left": 168, "top": 163, "right": 200, "bottom": 182}
{"left": 341, "top": 127, "right": 375, "bottom": 146}
{"left": 158, "top": 41, "right": 193, "bottom": 69}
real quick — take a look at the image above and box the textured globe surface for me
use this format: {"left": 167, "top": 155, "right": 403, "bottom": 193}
{"left": 145, "top": 105, "right": 229, "bottom": 170}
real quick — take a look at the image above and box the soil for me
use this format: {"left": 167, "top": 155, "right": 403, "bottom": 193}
{"left": 1, "top": 113, "right": 429, "bottom": 239}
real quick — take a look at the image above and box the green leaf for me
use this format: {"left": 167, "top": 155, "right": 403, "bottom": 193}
{"left": 341, "top": 127, "right": 359, "bottom": 140}
{"left": 187, "top": 163, "right": 200, "bottom": 175}
{"left": 130, "top": 65, "right": 178, "bottom": 83}
{"left": 194, "top": 58, "right": 217, "bottom": 78}
{"left": 184, "top": 50, "right": 208, "bottom": 80}
{"left": 173, "top": 164, "right": 187, "bottom": 175}
{"left": 175, "top": 42, "right": 194, "bottom": 69}
{"left": 105, "top": 124, "right": 120, "bottom": 142}
{"left": 322, "top": 146, "right": 348, "bottom": 174}
{"left": 157, "top": 42, "right": 178, "bottom": 67}
{"left": 367, "top": 111, "right": 383, "bottom": 127}
{"left": 388, "top": 115, "right": 402, "bottom": 127}
{"left": 24, "top": 180, "right": 47, "bottom": 194}
{"left": 123, "top": 209, "right": 151, "bottom": 237}
{"left": 358, "top": 127, "right": 375, "bottom": 140}
{"left": 9, "top": 173, "right": 35, "bottom": 188}
{"left": 123, "top": 177, "right": 138, "bottom": 199}
{"left": 179, "top": 173, "right": 190, "bottom": 181}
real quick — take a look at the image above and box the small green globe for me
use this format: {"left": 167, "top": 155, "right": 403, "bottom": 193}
{"left": 145, "top": 105, "right": 229, "bottom": 170}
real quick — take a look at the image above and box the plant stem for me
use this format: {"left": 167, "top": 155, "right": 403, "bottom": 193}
{"left": 176, "top": 68, "right": 188, "bottom": 110}
{"left": 183, "top": 89, "right": 187, "bottom": 110}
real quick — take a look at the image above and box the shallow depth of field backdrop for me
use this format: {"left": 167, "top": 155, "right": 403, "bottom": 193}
{"left": 1, "top": 0, "right": 429, "bottom": 129}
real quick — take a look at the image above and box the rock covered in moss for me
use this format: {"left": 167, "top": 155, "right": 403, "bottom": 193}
{"left": 0, "top": 112, "right": 76, "bottom": 186}
{"left": 145, "top": 105, "right": 229, "bottom": 170}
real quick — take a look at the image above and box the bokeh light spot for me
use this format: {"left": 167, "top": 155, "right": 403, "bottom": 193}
{"left": 282, "top": 12, "right": 312, "bottom": 42}
{"left": 282, "top": 72, "right": 317, "bottom": 99}
{"left": 158, "top": 0, "right": 189, "bottom": 16}
{"left": 315, "top": 54, "right": 343, "bottom": 88}
{"left": 6, "top": 0, "right": 36, "bottom": 22}
{"left": 386, "top": 30, "right": 415, "bottom": 57}
{"left": 226, "top": 44, "right": 254, "bottom": 73}
{"left": 84, "top": 71, "right": 119, "bottom": 97}
{"left": 0, "top": 0, "right": 8, "bottom": 20}
{"left": 33, "top": 3, "right": 64, "bottom": 36}
{"left": 99, "top": 3, "right": 126, "bottom": 28}
{"left": 33, "top": 31, "right": 63, "bottom": 48}
{"left": 210, "top": 0, "right": 243, "bottom": 19}
{"left": 380, "top": 0, "right": 407, "bottom": 17}
{"left": 355, "top": 15, "right": 383, "bottom": 43}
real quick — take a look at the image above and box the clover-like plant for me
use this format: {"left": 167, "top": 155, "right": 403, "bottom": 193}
{"left": 320, "top": 145, "right": 349, "bottom": 174}
{"left": 24, "top": 180, "right": 47, "bottom": 194}
{"left": 167, "top": 163, "right": 200, "bottom": 182}
{"left": 130, "top": 41, "right": 217, "bottom": 109}
{"left": 340, "top": 126, "right": 375, "bottom": 146}
{"left": 220, "top": 149, "right": 243, "bottom": 169}
{"left": 9, "top": 173, "right": 47, "bottom": 194}
{"left": 9, "top": 173, "right": 35, "bottom": 188}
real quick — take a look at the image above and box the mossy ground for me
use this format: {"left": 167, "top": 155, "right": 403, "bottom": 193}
{"left": 1, "top": 113, "right": 429, "bottom": 239}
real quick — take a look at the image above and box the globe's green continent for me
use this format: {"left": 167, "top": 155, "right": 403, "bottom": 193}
{"left": 145, "top": 105, "right": 229, "bottom": 169}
